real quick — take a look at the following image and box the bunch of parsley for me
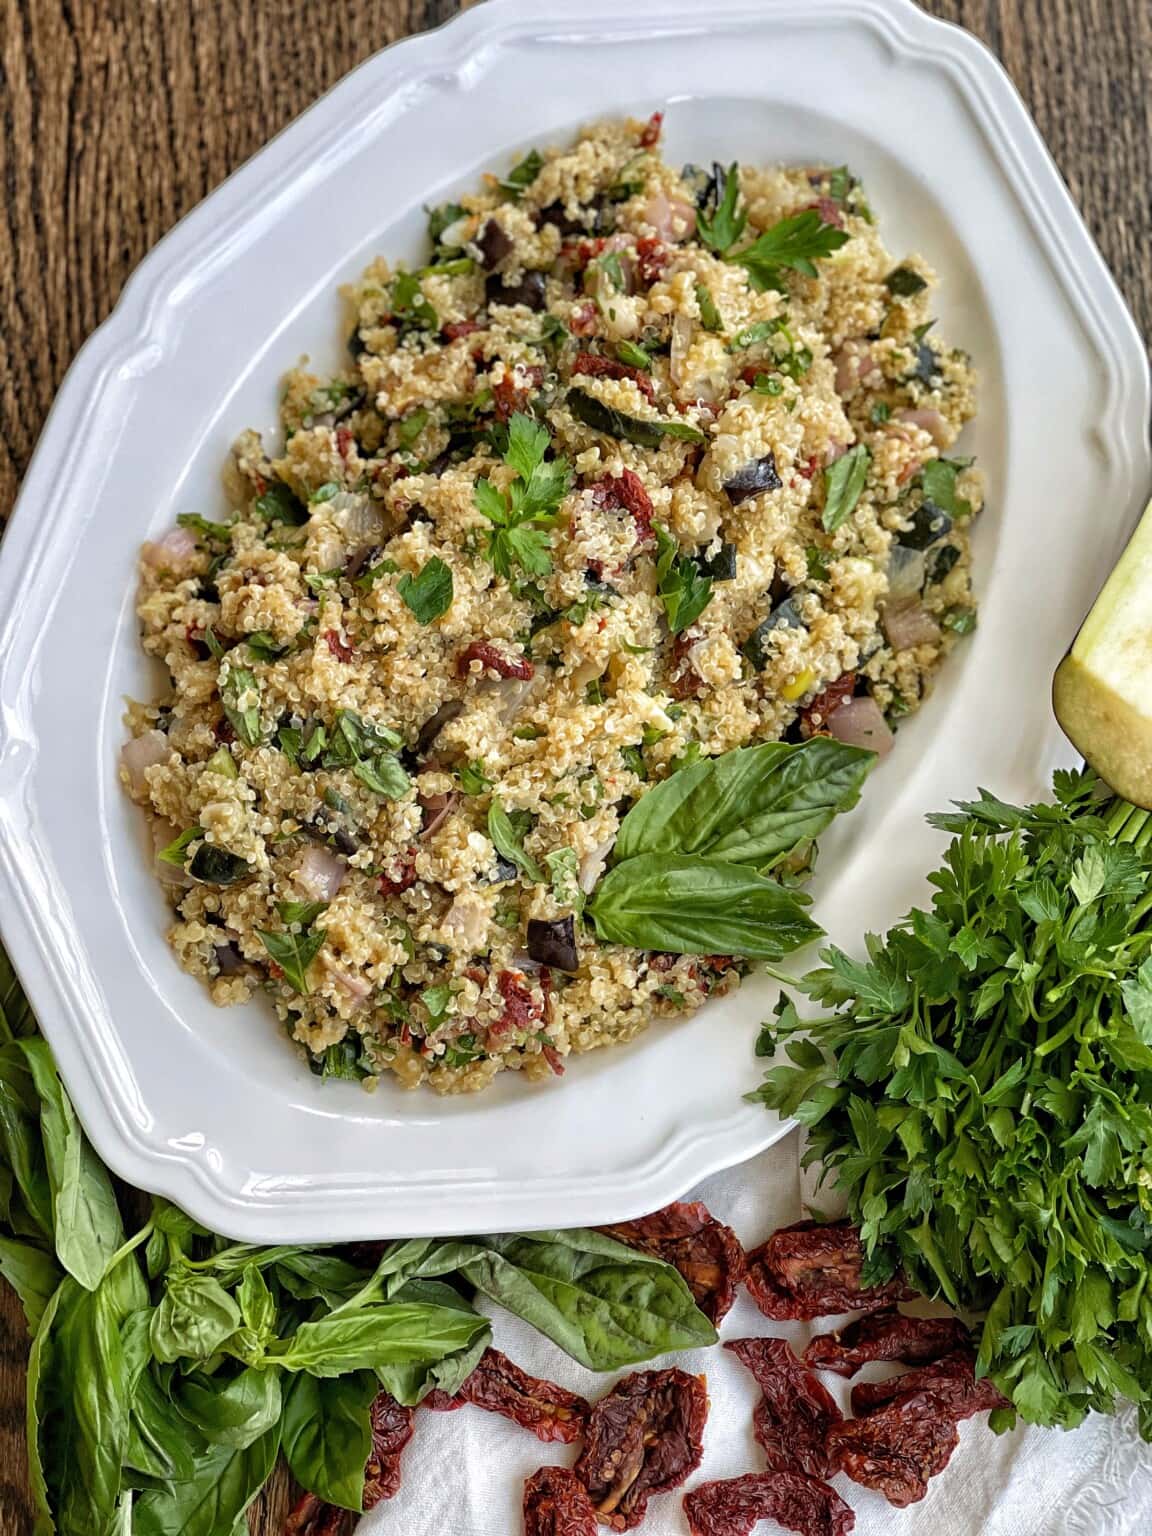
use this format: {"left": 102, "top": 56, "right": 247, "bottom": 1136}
{"left": 753, "top": 769, "right": 1152, "bottom": 1437}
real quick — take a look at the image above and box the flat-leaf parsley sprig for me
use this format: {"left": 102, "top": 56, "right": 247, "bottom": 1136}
{"left": 473, "top": 412, "right": 571, "bottom": 581}
{"left": 751, "top": 768, "right": 1152, "bottom": 1438}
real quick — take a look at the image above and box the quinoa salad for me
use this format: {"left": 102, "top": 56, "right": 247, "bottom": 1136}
{"left": 121, "top": 114, "right": 983, "bottom": 1094}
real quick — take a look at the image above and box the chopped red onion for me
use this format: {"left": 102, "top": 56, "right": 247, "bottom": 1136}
{"left": 883, "top": 598, "right": 942, "bottom": 650}
{"left": 294, "top": 845, "right": 346, "bottom": 903}
{"left": 827, "top": 696, "right": 894, "bottom": 757}
{"left": 121, "top": 731, "right": 172, "bottom": 798}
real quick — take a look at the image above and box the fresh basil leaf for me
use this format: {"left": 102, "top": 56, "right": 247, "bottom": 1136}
{"left": 271, "top": 1301, "right": 490, "bottom": 1379}
{"left": 37, "top": 1272, "right": 133, "bottom": 1536}
{"left": 729, "top": 319, "right": 784, "bottom": 351}
{"left": 458, "top": 759, "right": 492, "bottom": 796}
{"left": 244, "top": 630, "right": 288, "bottom": 663}
{"left": 354, "top": 754, "right": 411, "bottom": 799}
{"left": 731, "top": 209, "right": 851, "bottom": 291}
{"left": 25, "top": 1278, "right": 62, "bottom": 1529}
{"left": 0, "top": 942, "right": 35, "bottom": 1042}
{"left": 275, "top": 1252, "right": 372, "bottom": 1309}
{"left": 920, "top": 458, "right": 973, "bottom": 520}
{"left": 567, "top": 387, "right": 705, "bottom": 447}
{"left": 281, "top": 1371, "right": 377, "bottom": 1513}
{"left": 822, "top": 442, "right": 870, "bottom": 532}
{"left": 614, "top": 737, "right": 875, "bottom": 870}
{"left": 0, "top": 1236, "right": 60, "bottom": 1334}
{"left": 589, "top": 853, "right": 822, "bottom": 959}
{"left": 150, "top": 1270, "right": 242, "bottom": 1363}
{"left": 176, "top": 1368, "right": 282, "bottom": 1450}
{"left": 123, "top": 1312, "right": 201, "bottom": 1486}
{"left": 257, "top": 926, "right": 327, "bottom": 995}
{"left": 400, "top": 1230, "right": 716, "bottom": 1370}
{"left": 0, "top": 1046, "right": 53, "bottom": 1240}
{"left": 134, "top": 1424, "right": 280, "bottom": 1536}
{"left": 219, "top": 663, "right": 263, "bottom": 747}
{"left": 374, "top": 1280, "right": 489, "bottom": 1404}
{"left": 488, "top": 798, "right": 544, "bottom": 883}
{"left": 16, "top": 1038, "right": 125, "bottom": 1291}
{"left": 255, "top": 481, "right": 308, "bottom": 525}
{"left": 398, "top": 556, "right": 454, "bottom": 624}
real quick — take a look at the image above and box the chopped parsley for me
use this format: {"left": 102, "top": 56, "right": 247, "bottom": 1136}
{"left": 390, "top": 271, "right": 438, "bottom": 332}
{"left": 920, "top": 458, "right": 973, "bottom": 521}
{"left": 655, "top": 524, "right": 713, "bottom": 634}
{"left": 732, "top": 210, "right": 850, "bottom": 292}
{"left": 499, "top": 148, "right": 543, "bottom": 198}
{"left": 473, "top": 412, "right": 571, "bottom": 581}
{"left": 177, "top": 513, "right": 233, "bottom": 545}
{"left": 615, "top": 339, "right": 653, "bottom": 371}
{"left": 458, "top": 760, "right": 493, "bottom": 796}
{"left": 696, "top": 162, "right": 747, "bottom": 255}
{"left": 255, "top": 482, "right": 309, "bottom": 525}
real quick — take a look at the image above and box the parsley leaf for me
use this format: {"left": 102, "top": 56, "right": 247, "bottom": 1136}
{"left": 654, "top": 524, "right": 713, "bottom": 634}
{"left": 397, "top": 557, "right": 454, "bottom": 624}
{"left": 391, "top": 271, "right": 438, "bottom": 332}
{"left": 473, "top": 413, "right": 571, "bottom": 581}
{"left": 731, "top": 210, "right": 851, "bottom": 292}
{"left": 822, "top": 444, "right": 870, "bottom": 532}
{"left": 696, "top": 162, "right": 747, "bottom": 255}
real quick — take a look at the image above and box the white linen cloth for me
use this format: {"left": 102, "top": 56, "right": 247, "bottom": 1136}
{"left": 362, "top": 1130, "right": 1152, "bottom": 1535}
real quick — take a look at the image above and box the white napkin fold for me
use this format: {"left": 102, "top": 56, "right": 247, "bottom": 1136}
{"left": 361, "top": 1130, "right": 1152, "bottom": 1534}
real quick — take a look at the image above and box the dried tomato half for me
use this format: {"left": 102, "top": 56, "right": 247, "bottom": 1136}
{"left": 457, "top": 639, "right": 535, "bottom": 679}
{"left": 285, "top": 1494, "right": 352, "bottom": 1536}
{"left": 590, "top": 469, "right": 656, "bottom": 546}
{"left": 423, "top": 1348, "right": 590, "bottom": 1443}
{"left": 799, "top": 674, "right": 856, "bottom": 738}
{"left": 725, "top": 1337, "right": 842, "bottom": 1478}
{"left": 575, "top": 1367, "right": 708, "bottom": 1530}
{"left": 524, "top": 1466, "right": 599, "bottom": 1536}
{"left": 850, "top": 1349, "right": 1010, "bottom": 1420}
{"left": 572, "top": 351, "right": 656, "bottom": 403}
{"left": 744, "top": 1221, "right": 915, "bottom": 1320}
{"left": 825, "top": 1389, "right": 959, "bottom": 1507}
{"left": 803, "top": 1309, "right": 971, "bottom": 1376}
{"left": 599, "top": 1200, "right": 746, "bottom": 1323}
{"left": 684, "top": 1471, "right": 855, "bottom": 1536}
{"left": 363, "top": 1391, "right": 416, "bottom": 1507}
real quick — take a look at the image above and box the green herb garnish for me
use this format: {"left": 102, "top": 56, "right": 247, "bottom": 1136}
{"left": 255, "top": 482, "right": 309, "bottom": 525}
{"left": 473, "top": 413, "right": 571, "bottom": 581}
{"left": 157, "top": 827, "right": 203, "bottom": 867}
{"left": 257, "top": 925, "right": 327, "bottom": 994}
{"left": 487, "top": 799, "right": 544, "bottom": 883}
{"left": 695, "top": 284, "right": 723, "bottom": 332}
{"left": 458, "top": 760, "right": 493, "bottom": 796}
{"left": 732, "top": 210, "right": 850, "bottom": 293}
{"left": 885, "top": 264, "right": 928, "bottom": 297}
{"left": 499, "top": 148, "right": 543, "bottom": 197}
{"left": 920, "top": 458, "right": 973, "bottom": 520}
{"left": 566, "top": 388, "right": 705, "bottom": 448}
{"left": 654, "top": 524, "right": 713, "bottom": 634}
{"left": 615, "top": 340, "right": 653, "bottom": 371}
{"left": 220, "top": 664, "right": 263, "bottom": 747}
{"left": 696, "top": 162, "right": 747, "bottom": 255}
{"left": 822, "top": 444, "right": 870, "bottom": 533}
{"left": 176, "top": 513, "right": 233, "bottom": 545}
{"left": 397, "top": 557, "right": 454, "bottom": 624}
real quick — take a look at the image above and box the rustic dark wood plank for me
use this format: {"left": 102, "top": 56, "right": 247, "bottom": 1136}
{"left": 0, "top": 3, "right": 1148, "bottom": 1533}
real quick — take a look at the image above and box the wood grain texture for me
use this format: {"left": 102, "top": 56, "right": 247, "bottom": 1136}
{"left": 0, "top": 1, "right": 1148, "bottom": 1531}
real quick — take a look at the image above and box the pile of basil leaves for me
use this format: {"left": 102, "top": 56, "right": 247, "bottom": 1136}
{"left": 0, "top": 735, "right": 874, "bottom": 1534}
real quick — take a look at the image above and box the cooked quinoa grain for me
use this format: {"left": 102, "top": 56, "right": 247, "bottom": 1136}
{"left": 122, "top": 116, "right": 982, "bottom": 1093}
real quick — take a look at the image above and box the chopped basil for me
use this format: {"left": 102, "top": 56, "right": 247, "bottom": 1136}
{"left": 188, "top": 845, "right": 251, "bottom": 885}
{"left": 158, "top": 826, "right": 203, "bottom": 867}
{"left": 421, "top": 984, "right": 453, "bottom": 1025}
{"left": 397, "top": 557, "right": 454, "bottom": 624}
{"left": 278, "top": 900, "right": 330, "bottom": 928}
{"left": 696, "top": 162, "right": 747, "bottom": 255}
{"left": 753, "top": 373, "right": 785, "bottom": 397}
{"left": 441, "top": 1034, "right": 484, "bottom": 1069}
{"left": 177, "top": 513, "right": 233, "bottom": 544}
{"left": 695, "top": 284, "right": 723, "bottom": 333}
{"left": 615, "top": 340, "right": 652, "bottom": 371}
{"left": 595, "top": 251, "right": 626, "bottom": 294}
{"left": 310, "top": 1036, "right": 373, "bottom": 1081}
{"left": 545, "top": 847, "right": 585, "bottom": 915}
{"left": 391, "top": 271, "right": 438, "bottom": 332}
{"left": 805, "top": 545, "right": 831, "bottom": 583}
{"left": 499, "top": 148, "right": 543, "bottom": 197}
{"left": 320, "top": 710, "right": 410, "bottom": 800}
{"left": 920, "top": 459, "right": 973, "bottom": 521}
{"left": 258, "top": 926, "right": 326, "bottom": 994}
{"left": 488, "top": 799, "right": 544, "bottom": 883}
{"left": 566, "top": 388, "right": 705, "bottom": 447}
{"left": 458, "top": 760, "right": 493, "bottom": 796}
{"left": 885, "top": 265, "right": 928, "bottom": 297}
{"left": 355, "top": 557, "right": 399, "bottom": 590}
{"left": 822, "top": 444, "right": 870, "bottom": 533}
{"left": 729, "top": 320, "right": 784, "bottom": 351}
{"left": 427, "top": 201, "right": 466, "bottom": 246}
{"left": 245, "top": 631, "right": 289, "bottom": 663}
{"left": 942, "top": 606, "right": 978, "bottom": 635}
{"left": 621, "top": 745, "right": 648, "bottom": 780}
{"left": 395, "top": 409, "right": 429, "bottom": 449}
{"left": 870, "top": 400, "right": 891, "bottom": 424}
{"left": 310, "top": 482, "right": 340, "bottom": 505}
{"left": 220, "top": 664, "right": 263, "bottom": 747}
{"left": 255, "top": 482, "right": 309, "bottom": 525}
{"left": 205, "top": 745, "right": 238, "bottom": 777}
{"left": 304, "top": 570, "right": 341, "bottom": 594}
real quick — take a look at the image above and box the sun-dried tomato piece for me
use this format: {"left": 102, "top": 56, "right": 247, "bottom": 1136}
{"left": 804, "top": 196, "right": 845, "bottom": 229}
{"left": 850, "top": 1349, "right": 1010, "bottom": 1420}
{"left": 575, "top": 1367, "right": 708, "bottom": 1530}
{"left": 635, "top": 236, "right": 669, "bottom": 286}
{"left": 799, "top": 675, "right": 856, "bottom": 738}
{"left": 803, "top": 1309, "right": 971, "bottom": 1377}
{"left": 493, "top": 969, "right": 546, "bottom": 1035}
{"left": 422, "top": 1348, "right": 589, "bottom": 1443}
{"left": 493, "top": 364, "right": 545, "bottom": 422}
{"left": 443, "top": 319, "right": 484, "bottom": 340}
{"left": 336, "top": 426, "right": 356, "bottom": 461}
{"left": 363, "top": 1391, "right": 415, "bottom": 1506}
{"left": 684, "top": 1471, "right": 855, "bottom": 1536}
{"left": 600, "top": 1200, "right": 746, "bottom": 1324}
{"left": 378, "top": 848, "right": 417, "bottom": 898}
{"left": 744, "top": 1221, "right": 916, "bottom": 1320}
{"left": 324, "top": 628, "right": 354, "bottom": 663}
{"left": 572, "top": 352, "right": 656, "bottom": 404}
{"left": 825, "top": 1389, "right": 958, "bottom": 1507}
{"left": 725, "top": 1337, "right": 841, "bottom": 1477}
{"left": 590, "top": 469, "right": 657, "bottom": 546}
{"left": 524, "top": 1466, "right": 599, "bottom": 1536}
{"left": 457, "top": 639, "right": 535, "bottom": 680}
{"left": 285, "top": 1493, "right": 353, "bottom": 1535}
{"left": 638, "top": 110, "right": 664, "bottom": 148}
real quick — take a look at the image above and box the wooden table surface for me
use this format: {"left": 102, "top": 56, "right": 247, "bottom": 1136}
{"left": 1, "top": 1, "right": 1149, "bottom": 1530}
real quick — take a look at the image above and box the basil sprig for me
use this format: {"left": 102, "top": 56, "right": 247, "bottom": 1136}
{"left": 0, "top": 953, "right": 718, "bottom": 1535}
{"left": 586, "top": 738, "right": 875, "bottom": 957}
